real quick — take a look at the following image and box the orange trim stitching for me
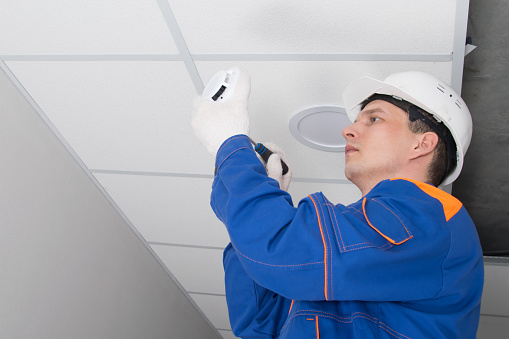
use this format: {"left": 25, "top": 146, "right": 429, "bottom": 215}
{"left": 371, "top": 198, "right": 412, "bottom": 236}
{"left": 347, "top": 206, "right": 363, "bottom": 214}
{"left": 362, "top": 198, "right": 412, "bottom": 245}
{"left": 322, "top": 198, "right": 346, "bottom": 254}
{"left": 325, "top": 201, "right": 395, "bottom": 252}
{"left": 327, "top": 215, "right": 371, "bottom": 249}
{"left": 315, "top": 197, "right": 333, "bottom": 299}
{"left": 379, "top": 322, "right": 413, "bottom": 339}
{"left": 344, "top": 243, "right": 392, "bottom": 252}
{"left": 325, "top": 203, "right": 346, "bottom": 252}
{"left": 232, "top": 244, "right": 323, "bottom": 267}
{"left": 281, "top": 311, "right": 412, "bottom": 339}
{"left": 295, "top": 310, "right": 378, "bottom": 322}
{"left": 343, "top": 242, "right": 370, "bottom": 248}
{"left": 309, "top": 195, "right": 328, "bottom": 301}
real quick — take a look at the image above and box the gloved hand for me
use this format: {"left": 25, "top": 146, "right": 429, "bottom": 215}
{"left": 257, "top": 142, "right": 292, "bottom": 192}
{"left": 191, "top": 70, "right": 251, "bottom": 156}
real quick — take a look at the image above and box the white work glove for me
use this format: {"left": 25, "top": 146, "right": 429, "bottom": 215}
{"left": 191, "top": 71, "right": 251, "bottom": 156}
{"left": 257, "top": 142, "right": 292, "bottom": 192}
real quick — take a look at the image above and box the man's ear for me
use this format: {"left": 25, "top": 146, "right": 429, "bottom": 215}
{"left": 410, "top": 132, "right": 439, "bottom": 159}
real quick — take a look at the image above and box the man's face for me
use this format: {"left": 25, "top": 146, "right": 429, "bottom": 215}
{"left": 342, "top": 100, "right": 417, "bottom": 188}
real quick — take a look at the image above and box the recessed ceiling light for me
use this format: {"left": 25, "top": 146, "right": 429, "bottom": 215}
{"left": 289, "top": 106, "right": 350, "bottom": 152}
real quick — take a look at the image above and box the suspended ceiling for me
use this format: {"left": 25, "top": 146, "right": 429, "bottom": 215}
{"left": 0, "top": 1, "right": 486, "bottom": 337}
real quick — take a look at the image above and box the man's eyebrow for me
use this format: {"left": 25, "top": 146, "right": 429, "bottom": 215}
{"left": 355, "top": 108, "right": 387, "bottom": 121}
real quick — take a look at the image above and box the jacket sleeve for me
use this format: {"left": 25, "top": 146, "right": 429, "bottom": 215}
{"left": 223, "top": 243, "right": 292, "bottom": 338}
{"left": 212, "top": 135, "right": 450, "bottom": 302}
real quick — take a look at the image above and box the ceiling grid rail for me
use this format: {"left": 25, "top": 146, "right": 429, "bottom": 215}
{"left": 451, "top": 0, "right": 470, "bottom": 93}
{"left": 191, "top": 54, "right": 453, "bottom": 62}
{"left": 0, "top": 54, "right": 452, "bottom": 62}
{"left": 156, "top": 0, "right": 204, "bottom": 93}
{"left": 90, "top": 169, "right": 353, "bottom": 184}
{"left": 0, "top": 55, "right": 182, "bottom": 61}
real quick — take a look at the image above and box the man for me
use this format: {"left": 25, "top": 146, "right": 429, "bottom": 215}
{"left": 191, "top": 71, "right": 484, "bottom": 338}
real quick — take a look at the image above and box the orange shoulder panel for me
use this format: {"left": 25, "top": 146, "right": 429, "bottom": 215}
{"left": 391, "top": 178, "right": 463, "bottom": 221}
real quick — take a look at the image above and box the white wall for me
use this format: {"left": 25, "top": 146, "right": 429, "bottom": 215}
{"left": 478, "top": 259, "right": 509, "bottom": 338}
{"left": 0, "top": 67, "right": 219, "bottom": 338}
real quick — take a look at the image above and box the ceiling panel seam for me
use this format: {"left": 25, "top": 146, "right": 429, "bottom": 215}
{"left": 192, "top": 54, "right": 453, "bottom": 62}
{"left": 90, "top": 169, "right": 353, "bottom": 184}
{"left": 92, "top": 169, "right": 214, "bottom": 179}
{"left": 483, "top": 257, "right": 509, "bottom": 266}
{"left": 450, "top": 0, "right": 470, "bottom": 93}
{"left": 0, "top": 58, "right": 219, "bottom": 337}
{"left": 188, "top": 292, "right": 226, "bottom": 297}
{"left": 156, "top": 0, "right": 203, "bottom": 93}
{"left": 480, "top": 314, "right": 509, "bottom": 319}
{"left": 149, "top": 241, "right": 225, "bottom": 251}
{"left": 0, "top": 55, "right": 182, "bottom": 61}
{"left": 0, "top": 53, "right": 453, "bottom": 62}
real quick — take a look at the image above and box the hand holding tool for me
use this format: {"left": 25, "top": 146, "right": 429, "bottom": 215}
{"left": 250, "top": 139, "right": 289, "bottom": 175}
{"left": 195, "top": 67, "right": 290, "bottom": 190}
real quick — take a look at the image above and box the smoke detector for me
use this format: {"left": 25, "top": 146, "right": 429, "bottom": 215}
{"left": 289, "top": 106, "right": 350, "bottom": 152}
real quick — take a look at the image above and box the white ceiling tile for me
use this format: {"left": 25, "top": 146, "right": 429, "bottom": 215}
{"left": 190, "top": 294, "right": 231, "bottom": 330}
{"left": 170, "top": 0, "right": 456, "bottom": 55}
{"left": 93, "top": 173, "right": 230, "bottom": 248}
{"left": 0, "top": 1, "right": 177, "bottom": 55}
{"left": 197, "top": 61, "right": 453, "bottom": 179}
{"left": 151, "top": 245, "right": 225, "bottom": 295}
{"left": 5, "top": 61, "right": 215, "bottom": 174}
{"left": 6, "top": 59, "right": 453, "bottom": 180}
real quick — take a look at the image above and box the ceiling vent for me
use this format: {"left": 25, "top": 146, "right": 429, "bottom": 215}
{"left": 289, "top": 106, "right": 350, "bottom": 152}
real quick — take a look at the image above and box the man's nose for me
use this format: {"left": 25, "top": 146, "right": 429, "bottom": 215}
{"left": 342, "top": 122, "right": 357, "bottom": 139}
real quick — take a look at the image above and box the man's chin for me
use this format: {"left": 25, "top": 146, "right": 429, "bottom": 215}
{"left": 344, "top": 166, "right": 359, "bottom": 184}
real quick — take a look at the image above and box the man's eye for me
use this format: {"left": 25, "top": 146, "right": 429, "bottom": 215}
{"left": 371, "top": 117, "right": 380, "bottom": 123}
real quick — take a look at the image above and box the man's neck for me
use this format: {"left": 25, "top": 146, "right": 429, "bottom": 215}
{"left": 355, "top": 174, "right": 430, "bottom": 197}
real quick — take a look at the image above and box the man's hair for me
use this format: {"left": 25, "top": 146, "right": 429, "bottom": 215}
{"left": 360, "top": 94, "right": 455, "bottom": 186}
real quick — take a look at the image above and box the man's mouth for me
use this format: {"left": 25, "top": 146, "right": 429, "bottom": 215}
{"left": 345, "top": 144, "right": 358, "bottom": 155}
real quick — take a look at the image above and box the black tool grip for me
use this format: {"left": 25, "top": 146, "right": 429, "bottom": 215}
{"left": 254, "top": 143, "right": 289, "bottom": 175}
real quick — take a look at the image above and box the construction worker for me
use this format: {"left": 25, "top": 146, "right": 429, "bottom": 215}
{"left": 191, "top": 70, "right": 484, "bottom": 338}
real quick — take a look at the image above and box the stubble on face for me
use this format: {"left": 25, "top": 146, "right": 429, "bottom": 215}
{"left": 342, "top": 100, "right": 415, "bottom": 194}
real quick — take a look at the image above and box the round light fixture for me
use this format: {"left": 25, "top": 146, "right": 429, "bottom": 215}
{"left": 289, "top": 106, "right": 350, "bottom": 152}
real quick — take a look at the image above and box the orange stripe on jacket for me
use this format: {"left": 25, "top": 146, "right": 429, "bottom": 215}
{"left": 309, "top": 195, "right": 328, "bottom": 301}
{"left": 288, "top": 300, "right": 294, "bottom": 315}
{"left": 391, "top": 178, "right": 463, "bottom": 221}
{"left": 315, "top": 316, "right": 320, "bottom": 339}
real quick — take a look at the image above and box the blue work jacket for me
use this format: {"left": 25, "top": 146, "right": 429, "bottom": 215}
{"left": 212, "top": 135, "right": 484, "bottom": 338}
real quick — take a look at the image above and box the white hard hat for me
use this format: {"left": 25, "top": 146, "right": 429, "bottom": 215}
{"left": 342, "top": 71, "right": 473, "bottom": 185}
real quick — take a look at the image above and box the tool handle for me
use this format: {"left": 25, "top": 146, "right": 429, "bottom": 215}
{"left": 254, "top": 143, "right": 289, "bottom": 175}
